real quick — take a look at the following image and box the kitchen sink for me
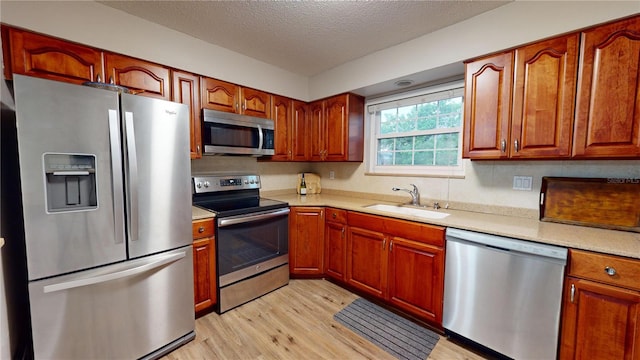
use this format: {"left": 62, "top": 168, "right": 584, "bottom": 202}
{"left": 364, "top": 204, "right": 450, "bottom": 219}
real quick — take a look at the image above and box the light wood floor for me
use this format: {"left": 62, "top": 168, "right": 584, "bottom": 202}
{"left": 162, "top": 279, "right": 488, "bottom": 360}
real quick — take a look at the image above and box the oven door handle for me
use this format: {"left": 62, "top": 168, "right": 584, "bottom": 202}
{"left": 218, "top": 208, "right": 290, "bottom": 228}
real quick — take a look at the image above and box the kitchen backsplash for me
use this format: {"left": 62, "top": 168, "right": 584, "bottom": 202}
{"left": 192, "top": 156, "right": 640, "bottom": 213}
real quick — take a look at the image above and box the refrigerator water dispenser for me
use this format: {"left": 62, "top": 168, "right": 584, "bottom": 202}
{"left": 43, "top": 153, "right": 97, "bottom": 212}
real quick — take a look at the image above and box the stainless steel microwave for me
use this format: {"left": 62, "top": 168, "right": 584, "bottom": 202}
{"left": 202, "top": 109, "right": 275, "bottom": 156}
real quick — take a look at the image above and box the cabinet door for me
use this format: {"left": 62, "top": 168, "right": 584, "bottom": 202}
{"left": 463, "top": 52, "right": 513, "bottom": 159}
{"left": 289, "top": 207, "right": 325, "bottom": 276}
{"left": 309, "top": 100, "right": 326, "bottom": 161}
{"left": 193, "top": 237, "right": 216, "bottom": 313}
{"left": 201, "top": 77, "right": 239, "bottom": 113}
{"left": 324, "top": 95, "right": 348, "bottom": 161}
{"left": 172, "top": 70, "right": 201, "bottom": 159}
{"left": 104, "top": 53, "right": 170, "bottom": 99}
{"left": 291, "top": 100, "right": 310, "bottom": 161}
{"left": 8, "top": 27, "right": 103, "bottom": 84}
{"left": 271, "top": 95, "right": 292, "bottom": 160}
{"left": 346, "top": 226, "right": 387, "bottom": 298}
{"left": 325, "top": 213, "right": 347, "bottom": 281}
{"left": 387, "top": 237, "right": 444, "bottom": 324}
{"left": 560, "top": 277, "right": 640, "bottom": 360}
{"left": 573, "top": 16, "right": 640, "bottom": 158}
{"left": 240, "top": 87, "right": 271, "bottom": 118}
{"left": 511, "top": 34, "right": 579, "bottom": 159}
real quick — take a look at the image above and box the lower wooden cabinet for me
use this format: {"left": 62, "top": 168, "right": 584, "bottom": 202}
{"left": 346, "top": 211, "right": 446, "bottom": 325}
{"left": 324, "top": 208, "right": 348, "bottom": 281}
{"left": 560, "top": 249, "right": 640, "bottom": 359}
{"left": 192, "top": 218, "right": 216, "bottom": 314}
{"left": 289, "top": 207, "right": 325, "bottom": 276}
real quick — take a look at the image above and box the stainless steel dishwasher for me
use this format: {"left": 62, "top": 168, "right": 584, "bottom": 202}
{"left": 443, "top": 228, "right": 568, "bottom": 360}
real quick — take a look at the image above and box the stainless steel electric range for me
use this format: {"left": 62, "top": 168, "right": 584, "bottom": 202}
{"left": 192, "top": 174, "right": 290, "bottom": 313}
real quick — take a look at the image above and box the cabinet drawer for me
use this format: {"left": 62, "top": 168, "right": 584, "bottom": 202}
{"left": 192, "top": 218, "right": 214, "bottom": 239}
{"left": 569, "top": 249, "right": 640, "bottom": 291}
{"left": 384, "top": 218, "right": 445, "bottom": 247}
{"left": 326, "top": 208, "right": 347, "bottom": 224}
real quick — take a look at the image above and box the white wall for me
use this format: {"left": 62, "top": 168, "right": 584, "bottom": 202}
{"left": 310, "top": 1, "right": 640, "bottom": 99}
{"left": 0, "top": 1, "right": 309, "bottom": 100}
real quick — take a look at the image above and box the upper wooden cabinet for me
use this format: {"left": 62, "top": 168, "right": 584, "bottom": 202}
{"left": 463, "top": 51, "right": 513, "bottom": 159}
{"left": 291, "top": 100, "right": 310, "bottom": 161}
{"left": 308, "top": 93, "right": 364, "bottom": 162}
{"left": 511, "top": 34, "right": 579, "bottom": 159}
{"left": 172, "top": 70, "right": 202, "bottom": 159}
{"left": 103, "top": 52, "right": 171, "bottom": 100}
{"left": 464, "top": 33, "right": 579, "bottom": 160}
{"left": 6, "top": 27, "right": 103, "bottom": 84}
{"left": 464, "top": 15, "right": 640, "bottom": 160}
{"left": 201, "top": 77, "right": 271, "bottom": 118}
{"left": 573, "top": 16, "right": 640, "bottom": 158}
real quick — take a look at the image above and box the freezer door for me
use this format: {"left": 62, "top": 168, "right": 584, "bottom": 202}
{"left": 28, "top": 246, "right": 195, "bottom": 359}
{"left": 121, "top": 94, "right": 192, "bottom": 258}
{"left": 13, "top": 75, "right": 126, "bottom": 280}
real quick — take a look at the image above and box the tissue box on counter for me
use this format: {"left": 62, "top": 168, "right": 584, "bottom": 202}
{"left": 297, "top": 173, "right": 321, "bottom": 194}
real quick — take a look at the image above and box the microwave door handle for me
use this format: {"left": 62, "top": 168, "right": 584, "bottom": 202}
{"left": 218, "top": 208, "right": 290, "bottom": 228}
{"left": 124, "top": 111, "right": 139, "bottom": 242}
{"left": 257, "top": 124, "right": 264, "bottom": 151}
{"left": 108, "top": 110, "right": 125, "bottom": 245}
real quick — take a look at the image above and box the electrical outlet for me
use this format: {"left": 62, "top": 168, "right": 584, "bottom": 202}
{"left": 513, "top": 176, "right": 533, "bottom": 191}
{"left": 329, "top": 171, "right": 335, "bottom": 180}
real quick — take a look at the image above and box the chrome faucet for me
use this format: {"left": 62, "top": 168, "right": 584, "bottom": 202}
{"left": 392, "top": 184, "right": 421, "bottom": 206}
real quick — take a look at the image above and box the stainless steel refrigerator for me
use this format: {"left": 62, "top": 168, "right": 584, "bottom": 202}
{"left": 5, "top": 75, "right": 195, "bottom": 359}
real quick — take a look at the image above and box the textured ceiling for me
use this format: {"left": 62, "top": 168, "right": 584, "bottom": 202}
{"left": 99, "top": 1, "right": 510, "bottom": 77}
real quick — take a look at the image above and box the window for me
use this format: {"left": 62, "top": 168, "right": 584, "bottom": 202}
{"left": 366, "top": 82, "right": 464, "bottom": 177}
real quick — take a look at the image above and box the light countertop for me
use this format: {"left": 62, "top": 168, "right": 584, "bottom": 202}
{"left": 192, "top": 206, "right": 216, "bottom": 220}
{"left": 264, "top": 193, "right": 640, "bottom": 260}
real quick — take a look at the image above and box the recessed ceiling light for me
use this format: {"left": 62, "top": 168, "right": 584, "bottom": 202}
{"left": 394, "top": 79, "right": 414, "bottom": 87}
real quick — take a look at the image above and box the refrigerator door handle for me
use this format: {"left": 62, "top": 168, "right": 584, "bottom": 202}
{"left": 109, "top": 110, "right": 126, "bottom": 245}
{"left": 124, "top": 111, "right": 139, "bottom": 242}
{"left": 43, "top": 251, "right": 186, "bottom": 293}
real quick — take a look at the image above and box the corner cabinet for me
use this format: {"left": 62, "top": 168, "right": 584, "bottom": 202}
{"left": 346, "top": 211, "right": 446, "bottom": 325}
{"left": 559, "top": 249, "right": 640, "bottom": 359}
{"left": 572, "top": 16, "right": 640, "bottom": 158}
{"left": 192, "top": 218, "right": 216, "bottom": 315}
{"left": 289, "top": 207, "right": 325, "bottom": 277}
{"left": 308, "top": 93, "right": 364, "bottom": 162}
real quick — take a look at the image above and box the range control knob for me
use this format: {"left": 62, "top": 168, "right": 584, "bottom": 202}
{"left": 196, "top": 182, "right": 202, "bottom": 189}
{"left": 203, "top": 181, "right": 210, "bottom": 188}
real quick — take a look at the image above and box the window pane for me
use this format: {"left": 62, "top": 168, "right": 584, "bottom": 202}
{"left": 414, "top": 135, "right": 434, "bottom": 150}
{"left": 380, "top": 109, "right": 397, "bottom": 134}
{"left": 436, "top": 133, "right": 458, "bottom": 149}
{"left": 417, "top": 116, "right": 437, "bottom": 130}
{"left": 377, "top": 151, "right": 393, "bottom": 165}
{"left": 395, "top": 151, "right": 412, "bottom": 165}
{"left": 414, "top": 151, "right": 434, "bottom": 165}
{"left": 379, "top": 138, "right": 394, "bottom": 151}
{"left": 395, "top": 136, "right": 413, "bottom": 151}
{"left": 435, "top": 150, "right": 458, "bottom": 166}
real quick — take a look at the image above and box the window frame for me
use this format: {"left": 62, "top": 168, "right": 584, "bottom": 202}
{"left": 365, "top": 81, "right": 465, "bottom": 178}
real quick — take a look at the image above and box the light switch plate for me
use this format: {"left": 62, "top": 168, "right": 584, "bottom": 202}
{"left": 329, "top": 171, "right": 335, "bottom": 180}
{"left": 513, "top": 176, "right": 533, "bottom": 191}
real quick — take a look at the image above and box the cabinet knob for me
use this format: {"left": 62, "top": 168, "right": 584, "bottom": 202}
{"left": 604, "top": 266, "right": 616, "bottom": 276}
{"left": 96, "top": 73, "right": 102, "bottom": 83}
{"left": 501, "top": 139, "right": 507, "bottom": 153}
{"left": 198, "top": 226, "right": 205, "bottom": 233}
{"left": 332, "top": 213, "right": 337, "bottom": 219}
{"left": 514, "top": 139, "right": 520, "bottom": 152}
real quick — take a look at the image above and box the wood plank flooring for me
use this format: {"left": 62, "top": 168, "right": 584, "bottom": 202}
{"left": 162, "top": 279, "right": 488, "bottom": 360}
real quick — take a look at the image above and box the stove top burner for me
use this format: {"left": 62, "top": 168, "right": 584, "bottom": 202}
{"left": 192, "top": 174, "right": 288, "bottom": 217}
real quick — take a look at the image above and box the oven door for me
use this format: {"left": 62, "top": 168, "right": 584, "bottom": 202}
{"left": 217, "top": 208, "right": 289, "bottom": 286}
